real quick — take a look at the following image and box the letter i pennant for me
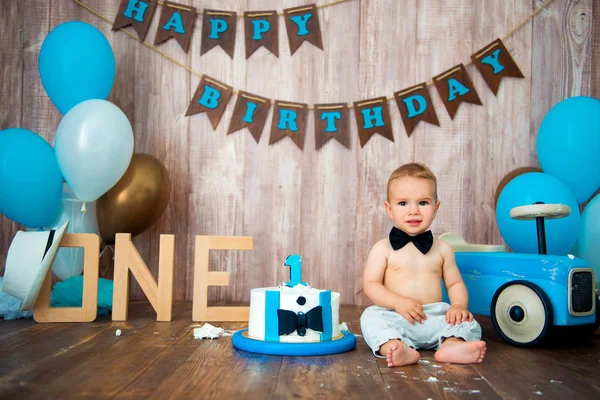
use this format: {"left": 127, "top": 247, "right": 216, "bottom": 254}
{"left": 394, "top": 83, "right": 440, "bottom": 137}
{"left": 283, "top": 4, "right": 324, "bottom": 55}
{"left": 471, "top": 38, "right": 524, "bottom": 95}
{"left": 353, "top": 97, "right": 394, "bottom": 147}
{"left": 186, "top": 75, "right": 233, "bottom": 130}
{"left": 201, "top": 9, "right": 237, "bottom": 59}
{"left": 112, "top": 0, "right": 158, "bottom": 41}
{"left": 433, "top": 64, "right": 482, "bottom": 120}
{"left": 269, "top": 101, "right": 309, "bottom": 149}
{"left": 227, "top": 91, "right": 272, "bottom": 143}
{"left": 154, "top": 1, "right": 196, "bottom": 52}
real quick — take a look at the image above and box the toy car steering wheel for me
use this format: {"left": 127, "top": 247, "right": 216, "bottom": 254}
{"left": 509, "top": 202, "right": 570, "bottom": 254}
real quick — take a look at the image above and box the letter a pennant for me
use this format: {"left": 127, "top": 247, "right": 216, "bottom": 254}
{"left": 186, "top": 75, "right": 233, "bottom": 130}
{"left": 433, "top": 64, "right": 482, "bottom": 120}
{"left": 154, "top": 1, "right": 196, "bottom": 52}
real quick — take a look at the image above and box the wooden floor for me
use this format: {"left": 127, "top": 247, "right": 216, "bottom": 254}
{"left": 1, "top": 303, "right": 599, "bottom": 399}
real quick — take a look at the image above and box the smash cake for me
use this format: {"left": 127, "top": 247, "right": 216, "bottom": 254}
{"left": 232, "top": 255, "right": 356, "bottom": 355}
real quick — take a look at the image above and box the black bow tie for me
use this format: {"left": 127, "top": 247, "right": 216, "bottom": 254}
{"left": 389, "top": 227, "right": 433, "bottom": 254}
{"left": 277, "top": 306, "right": 323, "bottom": 337}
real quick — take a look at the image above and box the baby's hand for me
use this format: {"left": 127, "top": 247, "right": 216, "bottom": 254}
{"left": 395, "top": 298, "right": 427, "bottom": 325}
{"left": 445, "top": 305, "right": 473, "bottom": 326}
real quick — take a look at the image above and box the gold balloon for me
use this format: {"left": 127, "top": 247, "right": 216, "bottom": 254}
{"left": 494, "top": 166, "right": 543, "bottom": 208}
{"left": 96, "top": 153, "right": 171, "bottom": 244}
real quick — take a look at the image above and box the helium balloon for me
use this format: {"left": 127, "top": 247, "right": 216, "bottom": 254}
{"left": 0, "top": 128, "right": 63, "bottom": 228}
{"left": 496, "top": 172, "right": 580, "bottom": 255}
{"left": 39, "top": 21, "right": 116, "bottom": 115}
{"left": 54, "top": 100, "right": 134, "bottom": 202}
{"left": 536, "top": 96, "right": 600, "bottom": 204}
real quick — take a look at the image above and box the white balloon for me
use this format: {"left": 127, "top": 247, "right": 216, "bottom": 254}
{"left": 55, "top": 99, "right": 134, "bottom": 202}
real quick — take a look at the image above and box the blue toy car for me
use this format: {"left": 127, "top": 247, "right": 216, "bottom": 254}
{"left": 441, "top": 203, "right": 598, "bottom": 347}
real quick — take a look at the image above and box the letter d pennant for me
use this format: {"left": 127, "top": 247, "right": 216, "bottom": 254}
{"left": 186, "top": 75, "right": 233, "bottom": 130}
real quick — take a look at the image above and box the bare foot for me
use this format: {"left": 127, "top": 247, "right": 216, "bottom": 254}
{"left": 434, "top": 339, "right": 486, "bottom": 364}
{"left": 380, "top": 340, "right": 420, "bottom": 367}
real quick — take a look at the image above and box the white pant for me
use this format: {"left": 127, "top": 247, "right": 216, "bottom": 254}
{"left": 360, "top": 302, "right": 482, "bottom": 357}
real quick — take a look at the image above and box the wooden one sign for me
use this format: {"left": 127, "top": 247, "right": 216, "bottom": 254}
{"left": 33, "top": 233, "right": 253, "bottom": 323}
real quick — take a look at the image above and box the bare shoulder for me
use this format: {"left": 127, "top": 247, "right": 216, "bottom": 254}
{"left": 366, "top": 238, "right": 392, "bottom": 264}
{"left": 433, "top": 238, "right": 455, "bottom": 258}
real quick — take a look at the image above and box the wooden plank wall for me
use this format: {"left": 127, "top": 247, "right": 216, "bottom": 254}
{"left": 0, "top": 0, "right": 597, "bottom": 305}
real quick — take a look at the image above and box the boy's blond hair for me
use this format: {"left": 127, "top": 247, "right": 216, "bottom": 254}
{"left": 387, "top": 163, "right": 438, "bottom": 201}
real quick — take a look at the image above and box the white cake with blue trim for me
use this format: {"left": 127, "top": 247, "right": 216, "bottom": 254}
{"left": 247, "top": 255, "right": 342, "bottom": 343}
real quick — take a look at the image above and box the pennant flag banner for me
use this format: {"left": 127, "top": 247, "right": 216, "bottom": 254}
{"left": 269, "top": 101, "right": 309, "bottom": 149}
{"left": 353, "top": 97, "right": 394, "bottom": 147}
{"left": 112, "top": 0, "right": 157, "bottom": 41}
{"left": 244, "top": 11, "right": 279, "bottom": 58}
{"left": 186, "top": 76, "right": 233, "bottom": 130}
{"left": 200, "top": 9, "right": 237, "bottom": 59}
{"left": 433, "top": 64, "right": 483, "bottom": 120}
{"left": 75, "top": 0, "right": 553, "bottom": 150}
{"left": 394, "top": 83, "right": 440, "bottom": 137}
{"left": 283, "top": 4, "right": 324, "bottom": 55}
{"left": 471, "top": 38, "right": 525, "bottom": 95}
{"left": 111, "top": 0, "right": 327, "bottom": 58}
{"left": 154, "top": 1, "right": 196, "bottom": 52}
{"left": 314, "top": 103, "right": 351, "bottom": 150}
{"left": 227, "top": 91, "right": 272, "bottom": 143}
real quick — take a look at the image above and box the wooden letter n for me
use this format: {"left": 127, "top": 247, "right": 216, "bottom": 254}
{"left": 112, "top": 233, "right": 175, "bottom": 322}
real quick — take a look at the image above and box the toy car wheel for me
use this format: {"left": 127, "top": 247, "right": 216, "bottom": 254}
{"left": 491, "top": 281, "right": 553, "bottom": 347}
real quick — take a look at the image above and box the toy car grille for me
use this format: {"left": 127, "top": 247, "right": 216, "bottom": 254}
{"left": 571, "top": 271, "right": 593, "bottom": 313}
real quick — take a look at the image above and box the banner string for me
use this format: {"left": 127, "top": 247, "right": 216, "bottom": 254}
{"left": 154, "top": 0, "right": 353, "bottom": 16}
{"left": 74, "top": 0, "right": 556, "bottom": 110}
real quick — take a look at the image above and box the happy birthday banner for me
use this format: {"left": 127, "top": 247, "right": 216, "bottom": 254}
{"left": 77, "top": 0, "right": 554, "bottom": 150}
{"left": 112, "top": 0, "right": 335, "bottom": 58}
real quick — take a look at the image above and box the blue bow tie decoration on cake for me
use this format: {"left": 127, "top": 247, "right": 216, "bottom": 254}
{"left": 277, "top": 306, "right": 323, "bottom": 336}
{"left": 389, "top": 227, "right": 434, "bottom": 254}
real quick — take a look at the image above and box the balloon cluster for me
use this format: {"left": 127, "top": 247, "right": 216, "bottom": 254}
{"left": 495, "top": 96, "right": 600, "bottom": 281}
{"left": 0, "top": 21, "right": 171, "bottom": 280}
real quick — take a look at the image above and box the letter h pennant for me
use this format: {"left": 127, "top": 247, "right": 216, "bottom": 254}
{"left": 283, "top": 4, "right": 324, "bottom": 55}
{"left": 394, "top": 83, "right": 440, "bottom": 137}
{"left": 353, "top": 97, "right": 394, "bottom": 147}
{"left": 154, "top": 1, "right": 196, "bottom": 53}
{"left": 185, "top": 75, "right": 233, "bottom": 130}
{"left": 112, "top": 0, "right": 158, "bottom": 41}
{"left": 200, "top": 9, "right": 237, "bottom": 59}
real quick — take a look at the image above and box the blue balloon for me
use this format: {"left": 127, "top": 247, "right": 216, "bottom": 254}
{"left": 572, "top": 194, "right": 600, "bottom": 285}
{"left": 39, "top": 21, "right": 116, "bottom": 115}
{"left": 496, "top": 172, "right": 580, "bottom": 255}
{"left": 0, "top": 128, "right": 64, "bottom": 228}
{"left": 536, "top": 96, "right": 600, "bottom": 204}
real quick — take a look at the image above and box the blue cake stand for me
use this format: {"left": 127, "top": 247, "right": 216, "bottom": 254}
{"left": 232, "top": 329, "right": 356, "bottom": 356}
